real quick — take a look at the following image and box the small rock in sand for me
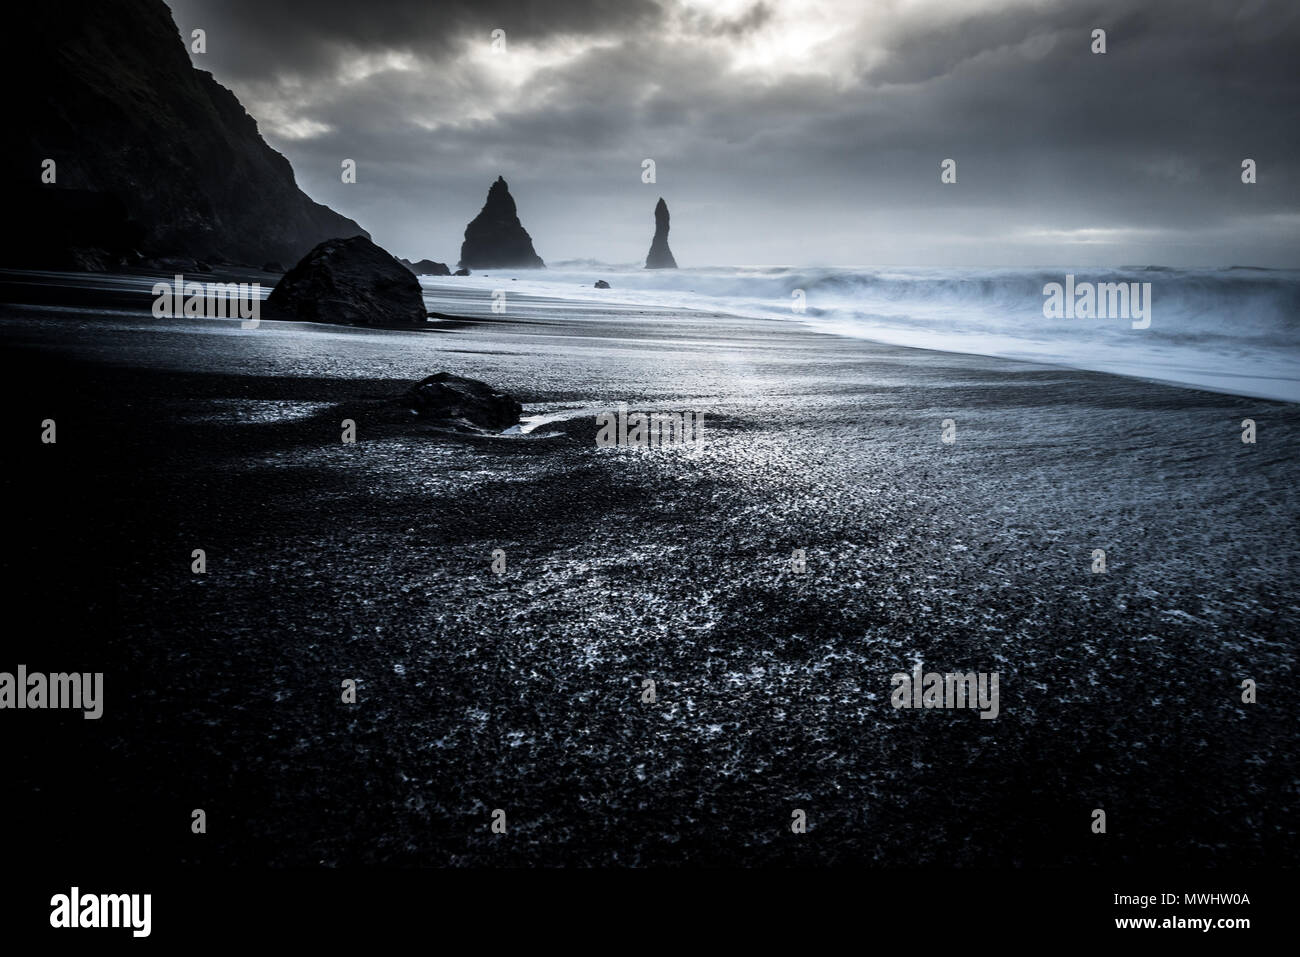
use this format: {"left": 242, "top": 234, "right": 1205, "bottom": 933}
{"left": 398, "top": 372, "right": 522, "bottom": 431}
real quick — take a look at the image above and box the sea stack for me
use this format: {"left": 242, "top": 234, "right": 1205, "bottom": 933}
{"left": 644, "top": 198, "right": 677, "bottom": 269}
{"left": 458, "top": 176, "right": 544, "bottom": 270}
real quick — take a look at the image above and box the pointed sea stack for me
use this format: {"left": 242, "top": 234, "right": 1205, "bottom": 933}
{"left": 458, "top": 176, "right": 544, "bottom": 270}
{"left": 644, "top": 198, "right": 677, "bottom": 269}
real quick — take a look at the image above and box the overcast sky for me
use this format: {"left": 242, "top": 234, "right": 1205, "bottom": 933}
{"left": 165, "top": 0, "right": 1299, "bottom": 268}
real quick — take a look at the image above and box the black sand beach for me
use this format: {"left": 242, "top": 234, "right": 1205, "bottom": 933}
{"left": 3, "top": 270, "right": 1296, "bottom": 867}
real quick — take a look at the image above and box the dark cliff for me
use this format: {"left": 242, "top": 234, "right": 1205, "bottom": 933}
{"left": 2, "top": 0, "right": 368, "bottom": 270}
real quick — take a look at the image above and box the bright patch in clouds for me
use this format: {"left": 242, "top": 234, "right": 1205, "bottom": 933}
{"left": 251, "top": 102, "right": 335, "bottom": 140}
{"left": 339, "top": 50, "right": 420, "bottom": 84}
{"left": 467, "top": 34, "right": 622, "bottom": 88}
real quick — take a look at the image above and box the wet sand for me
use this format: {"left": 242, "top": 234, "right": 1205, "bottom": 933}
{"left": 2, "top": 270, "right": 1296, "bottom": 867}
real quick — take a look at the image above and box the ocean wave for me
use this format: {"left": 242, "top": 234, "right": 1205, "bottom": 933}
{"left": 445, "top": 265, "right": 1300, "bottom": 402}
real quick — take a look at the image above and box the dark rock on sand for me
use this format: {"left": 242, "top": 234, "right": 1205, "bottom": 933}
{"left": 3, "top": 0, "right": 367, "bottom": 271}
{"left": 267, "top": 236, "right": 426, "bottom": 327}
{"left": 644, "top": 197, "right": 678, "bottom": 269}
{"left": 454, "top": 267, "right": 471, "bottom": 277}
{"left": 399, "top": 372, "right": 522, "bottom": 431}
{"left": 459, "top": 177, "right": 545, "bottom": 270}
{"left": 262, "top": 261, "right": 286, "bottom": 273}
{"left": 595, "top": 280, "right": 611, "bottom": 288}
{"left": 402, "top": 258, "right": 451, "bottom": 276}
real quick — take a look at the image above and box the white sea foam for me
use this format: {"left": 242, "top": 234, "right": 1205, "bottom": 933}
{"left": 429, "top": 265, "right": 1300, "bottom": 402}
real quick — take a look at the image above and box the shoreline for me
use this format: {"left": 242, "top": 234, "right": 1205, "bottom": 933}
{"left": 5, "top": 265, "right": 1297, "bottom": 406}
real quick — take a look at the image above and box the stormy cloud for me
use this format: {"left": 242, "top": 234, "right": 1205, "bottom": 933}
{"left": 165, "top": 0, "right": 1300, "bottom": 266}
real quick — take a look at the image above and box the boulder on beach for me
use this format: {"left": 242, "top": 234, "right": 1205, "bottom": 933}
{"left": 262, "top": 260, "right": 286, "bottom": 273}
{"left": 454, "top": 267, "right": 471, "bottom": 276}
{"left": 595, "top": 280, "right": 611, "bottom": 289}
{"left": 644, "top": 197, "right": 678, "bottom": 269}
{"left": 459, "top": 176, "right": 545, "bottom": 270}
{"left": 267, "top": 236, "right": 427, "bottom": 327}
{"left": 402, "top": 258, "right": 451, "bottom": 276}
{"left": 399, "top": 373, "right": 522, "bottom": 431}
